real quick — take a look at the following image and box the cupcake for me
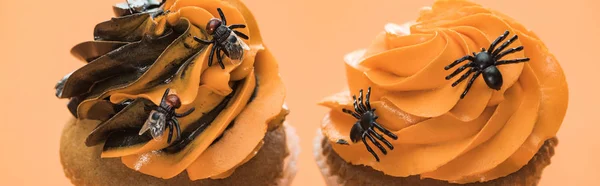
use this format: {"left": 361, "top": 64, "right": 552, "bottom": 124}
{"left": 55, "top": 0, "right": 298, "bottom": 185}
{"left": 315, "top": 0, "right": 568, "bottom": 185}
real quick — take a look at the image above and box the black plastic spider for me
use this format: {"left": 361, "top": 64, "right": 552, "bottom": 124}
{"left": 444, "top": 30, "right": 530, "bottom": 99}
{"left": 139, "top": 88, "right": 195, "bottom": 144}
{"left": 193, "top": 8, "right": 249, "bottom": 69}
{"left": 341, "top": 87, "right": 398, "bottom": 162}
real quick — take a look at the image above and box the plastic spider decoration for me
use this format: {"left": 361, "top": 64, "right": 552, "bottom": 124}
{"left": 139, "top": 88, "right": 195, "bottom": 144}
{"left": 193, "top": 8, "right": 250, "bottom": 69}
{"left": 341, "top": 87, "right": 398, "bottom": 162}
{"left": 444, "top": 30, "right": 530, "bottom": 99}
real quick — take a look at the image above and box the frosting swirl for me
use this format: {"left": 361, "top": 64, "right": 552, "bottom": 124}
{"left": 56, "top": 0, "right": 286, "bottom": 180}
{"left": 319, "top": 0, "right": 568, "bottom": 183}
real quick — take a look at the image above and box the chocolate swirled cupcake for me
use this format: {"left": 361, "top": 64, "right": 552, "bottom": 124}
{"left": 56, "top": 0, "right": 298, "bottom": 185}
{"left": 314, "top": 0, "right": 568, "bottom": 185}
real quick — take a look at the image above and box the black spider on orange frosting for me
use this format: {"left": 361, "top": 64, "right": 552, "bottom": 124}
{"left": 341, "top": 87, "right": 398, "bottom": 162}
{"left": 193, "top": 8, "right": 249, "bottom": 69}
{"left": 138, "top": 88, "right": 195, "bottom": 144}
{"left": 445, "top": 30, "right": 530, "bottom": 99}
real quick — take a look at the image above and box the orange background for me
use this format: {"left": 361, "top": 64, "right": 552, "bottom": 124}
{"left": 0, "top": 0, "right": 598, "bottom": 185}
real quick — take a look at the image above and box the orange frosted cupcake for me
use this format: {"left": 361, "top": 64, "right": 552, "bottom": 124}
{"left": 314, "top": 0, "right": 568, "bottom": 185}
{"left": 55, "top": 0, "right": 298, "bottom": 185}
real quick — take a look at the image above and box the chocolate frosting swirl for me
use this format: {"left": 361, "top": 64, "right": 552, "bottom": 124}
{"left": 56, "top": 0, "right": 286, "bottom": 180}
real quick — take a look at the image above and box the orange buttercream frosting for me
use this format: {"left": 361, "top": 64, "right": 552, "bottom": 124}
{"left": 56, "top": 0, "right": 286, "bottom": 180}
{"left": 319, "top": 0, "right": 568, "bottom": 183}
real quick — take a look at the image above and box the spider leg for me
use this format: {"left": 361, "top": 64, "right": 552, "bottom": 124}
{"left": 232, "top": 30, "right": 249, "bottom": 40}
{"left": 352, "top": 95, "right": 364, "bottom": 113}
{"left": 446, "top": 62, "right": 473, "bottom": 80}
{"left": 488, "top": 30, "right": 509, "bottom": 53}
{"left": 494, "top": 46, "right": 524, "bottom": 60}
{"left": 217, "top": 8, "right": 226, "bottom": 25}
{"left": 342, "top": 108, "right": 361, "bottom": 119}
{"left": 175, "top": 107, "right": 195, "bottom": 117}
{"left": 445, "top": 55, "right": 474, "bottom": 70}
{"left": 125, "top": 0, "right": 134, "bottom": 14}
{"left": 373, "top": 122, "right": 398, "bottom": 139}
{"left": 159, "top": 88, "right": 170, "bottom": 108}
{"left": 357, "top": 89, "right": 368, "bottom": 112}
{"left": 451, "top": 69, "right": 475, "bottom": 87}
{"left": 460, "top": 71, "right": 482, "bottom": 99}
{"left": 193, "top": 36, "right": 213, "bottom": 44}
{"left": 162, "top": 88, "right": 170, "bottom": 101}
{"left": 229, "top": 24, "right": 246, "bottom": 29}
{"left": 207, "top": 44, "right": 216, "bottom": 67}
{"left": 362, "top": 133, "right": 380, "bottom": 162}
{"left": 492, "top": 34, "right": 519, "bottom": 56}
{"left": 167, "top": 121, "right": 174, "bottom": 143}
{"left": 365, "top": 87, "right": 372, "bottom": 110}
{"left": 219, "top": 48, "right": 226, "bottom": 60}
{"left": 172, "top": 118, "right": 182, "bottom": 142}
{"left": 496, "top": 58, "right": 530, "bottom": 66}
{"left": 368, "top": 128, "right": 393, "bottom": 150}
{"left": 366, "top": 133, "right": 387, "bottom": 155}
{"left": 216, "top": 47, "right": 225, "bottom": 69}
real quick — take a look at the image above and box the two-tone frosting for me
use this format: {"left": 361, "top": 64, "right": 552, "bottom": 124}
{"left": 320, "top": 0, "right": 568, "bottom": 183}
{"left": 56, "top": 0, "right": 286, "bottom": 180}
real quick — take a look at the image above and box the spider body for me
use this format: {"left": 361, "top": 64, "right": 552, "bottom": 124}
{"left": 193, "top": 8, "right": 249, "bottom": 69}
{"left": 342, "top": 87, "right": 398, "bottom": 162}
{"left": 139, "top": 88, "right": 195, "bottom": 144}
{"left": 445, "top": 30, "right": 530, "bottom": 99}
{"left": 473, "top": 51, "right": 503, "bottom": 90}
{"left": 208, "top": 19, "right": 233, "bottom": 44}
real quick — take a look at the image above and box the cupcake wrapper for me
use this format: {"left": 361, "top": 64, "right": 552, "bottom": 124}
{"left": 278, "top": 124, "right": 300, "bottom": 186}
{"left": 313, "top": 130, "right": 557, "bottom": 186}
{"left": 314, "top": 130, "right": 344, "bottom": 186}
{"left": 61, "top": 119, "right": 298, "bottom": 186}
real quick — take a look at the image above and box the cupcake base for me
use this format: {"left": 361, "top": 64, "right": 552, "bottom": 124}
{"left": 60, "top": 119, "right": 298, "bottom": 186}
{"left": 314, "top": 131, "right": 557, "bottom": 186}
